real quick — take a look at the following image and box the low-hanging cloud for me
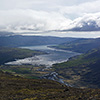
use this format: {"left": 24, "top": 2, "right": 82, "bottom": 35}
{"left": 0, "top": 9, "right": 72, "bottom": 32}
{"left": 0, "top": 0, "right": 100, "bottom": 33}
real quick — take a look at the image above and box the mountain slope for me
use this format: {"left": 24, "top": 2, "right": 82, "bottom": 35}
{"left": 51, "top": 38, "right": 100, "bottom": 53}
{"left": 0, "top": 70, "right": 100, "bottom": 100}
{"left": 53, "top": 48, "right": 100, "bottom": 88}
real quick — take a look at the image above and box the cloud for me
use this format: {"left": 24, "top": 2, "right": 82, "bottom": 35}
{"left": 0, "top": 0, "right": 100, "bottom": 33}
{"left": 0, "top": 9, "right": 72, "bottom": 32}
{"left": 59, "top": 0, "right": 100, "bottom": 18}
{"left": 1, "top": 9, "right": 100, "bottom": 32}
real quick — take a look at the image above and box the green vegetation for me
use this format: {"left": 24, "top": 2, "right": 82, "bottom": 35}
{"left": 0, "top": 47, "right": 45, "bottom": 64}
{"left": 53, "top": 48, "right": 100, "bottom": 88}
{"left": 0, "top": 70, "right": 100, "bottom": 100}
{"left": 51, "top": 38, "right": 100, "bottom": 53}
{"left": 0, "top": 64, "right": 50, "bottom": 79}
{"left": 0, "top": 38, "right": 100, "bottom": 99}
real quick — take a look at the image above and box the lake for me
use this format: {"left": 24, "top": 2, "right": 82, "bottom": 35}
{"left": 5, "top": 45, "right": 80, "bottom": 86}
{"left": 6, "top": 45, "right": 80, "bottom": 67}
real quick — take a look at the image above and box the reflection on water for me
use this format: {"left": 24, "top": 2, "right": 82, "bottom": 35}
{"left": 6, "top": 45, "right": 80, "bottom": 66}
{"left": 5, "top": 45, "right": 80, "bottom": 86}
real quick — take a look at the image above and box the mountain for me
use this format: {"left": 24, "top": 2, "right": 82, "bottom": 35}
{"left": 0, "top": 35, "right": 77, "bottom": 47}
{"left": 51, "top": 38, "right": 100, "bottom": 53}
{"left": 0, "top": 31, "right": 14, "bottom": 36}
{"left": 63, "top": 14, "right": 100, "bottom": 31}
{"left": 0, "top": 70, "right": 100, "bottom": 100}
{"left": 53, "top": 48, "right": 100, "bottom": 88}
{"left": 67, "top": 20, "right": 100, "bottom": 31}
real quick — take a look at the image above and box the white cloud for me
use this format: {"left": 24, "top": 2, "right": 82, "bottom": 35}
{"left": 0, "top": 0, "right": 100, "bottom": 36}
{"left": 59, "top": 0, "right": 100, "bottom": 19}
{"left": 0, "top": 9, "right": 72, "bottom": 32}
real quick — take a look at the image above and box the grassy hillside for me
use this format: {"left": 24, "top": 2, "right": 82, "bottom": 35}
{"left": 53, "top": 48, "right": 100, "bottom": 88}
{"left": 0, "top": 64, "right": 49, "bottom": 79}
{"left": 51, "top": 38, "right": 100, "bottom": 53}
{"left": 0, "top": 47, "right": 45, "bottom": 65}
{"left": 0, "top": 70, "right": 100, "bottom": 100}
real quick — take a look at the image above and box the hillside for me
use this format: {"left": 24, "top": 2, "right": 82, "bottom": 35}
{"left": 50, "top": 38, "right": 100, "bottom": 53}
{"left": 0, "top": 35, "right": 76, "bottom": 47}
{"left": 53, "top": 48, "right": 100, "bottom": 88}
{"left": 0, "top": 70, "right": 100, "bottom": 100}
{"left": 0, "top": 47, "right": 45, "bottom": 65}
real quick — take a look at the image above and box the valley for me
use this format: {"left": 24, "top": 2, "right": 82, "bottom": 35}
{"left": 1, "top": 45, "right": 79, "bottom": 86}
{"left": 1, "top": 0, "right": 100, "bottom": 99}
{"left": 0, "top": 35, "right": 100, "bottom": 99}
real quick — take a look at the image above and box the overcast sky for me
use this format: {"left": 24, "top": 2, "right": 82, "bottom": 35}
{"left": 0, "top": 0, "right": 100, "bottom": 37}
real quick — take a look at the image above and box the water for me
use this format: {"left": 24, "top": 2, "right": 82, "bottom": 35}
{"left": 6, "top": 45, "right": 80, "bottom": 66}
{"left": 6, "top": 45, "right": 80, "bottom": 86}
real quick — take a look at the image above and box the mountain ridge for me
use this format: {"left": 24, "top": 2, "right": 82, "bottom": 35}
{"left": 50, "top": 38, "right": 100, "bottom": 53}
{"left": 0, "top": 34, "right": 77, "bottom": 47}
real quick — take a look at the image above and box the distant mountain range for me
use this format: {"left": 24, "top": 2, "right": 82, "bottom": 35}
{"left": 0, "top": 34, "right": 76, "bottom": 47}
{"left": 0, "top": 31, "right": 14, "bottom": 36}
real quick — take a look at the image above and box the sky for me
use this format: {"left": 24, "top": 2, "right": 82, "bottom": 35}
{"left": 0, "top": 0, "right": 100, "bottom": 37}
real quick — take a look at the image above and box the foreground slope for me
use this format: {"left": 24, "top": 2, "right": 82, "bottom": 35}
{"left": 53, "top": 48, "right": 100, "bottom": 88}
{"left": 0, "top": 70, "right": 100, "bottom": 100}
